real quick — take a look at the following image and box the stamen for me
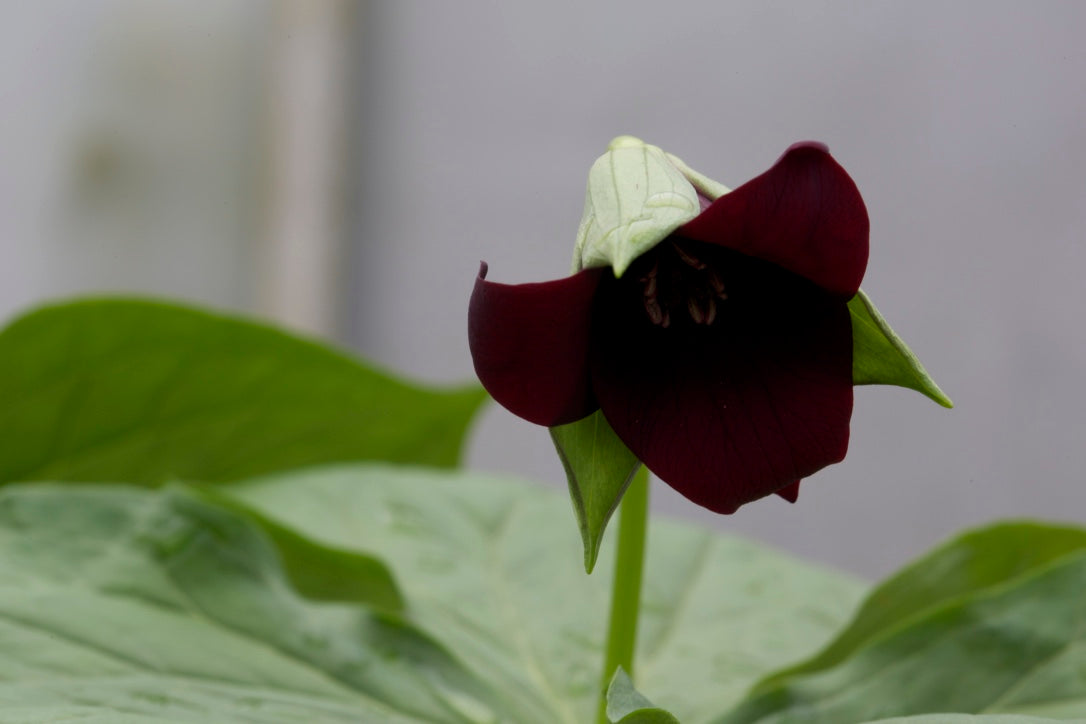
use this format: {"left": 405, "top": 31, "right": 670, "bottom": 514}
{"left": 706, "top": 269, "right": 728, "bottom": 300}
{"left": 641, "top": 274, "right": 657, "bottom": 298}
{"left": 686, "top": 297, "right": 701, "bottom": 324}
{"left": 686, "top": 296, "right": 717, "bottom": 325}
{"left": 635, "top": 243, "right": 726, "bottom": 327}
{"left": 703, "top": 297, "right": 717, "bottom": 325}
{"left": 645, "top": 297, "right": 666, "bottom": 326}
{"left": 673, "top": 244, "right": 707, "bottom": 270}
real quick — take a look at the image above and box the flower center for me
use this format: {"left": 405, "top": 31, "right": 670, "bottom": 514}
{"left": 636, "top": 240, "right": 728, "bottom": 328}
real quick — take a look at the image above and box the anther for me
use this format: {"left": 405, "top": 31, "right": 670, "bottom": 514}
{"left": 685, "top": 297, "right": 708, "bottom": 325}
{"left": 685, "top": 296, "right": 717, "bottom": 325}
{"left": 645, "top": 297, "right": 666, "bottom": 326}
{"left": 673, "top": 244, "right": 707, "bottom": 270}
{"left": 706, "top": 269, "right": 728, "bottom": 300}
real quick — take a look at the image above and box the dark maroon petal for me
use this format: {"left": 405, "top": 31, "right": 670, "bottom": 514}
{"left": 775, "top": 481, "right": 801, "bottom": 503}
{"left": 589, "top": 252, "right": 853, "bottom": 514}
{"left": 677, "top": 142, "right": 869, "bottom": 298}
{"left": 468, "top": 262, "right": 602, "bottom": 426}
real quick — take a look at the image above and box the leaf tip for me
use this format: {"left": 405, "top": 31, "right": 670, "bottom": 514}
{"left": 919, "top": 377, "right": 954, "bottom": 409}
{"left": 584, "top": 539, "right": 601, "bottom": 574}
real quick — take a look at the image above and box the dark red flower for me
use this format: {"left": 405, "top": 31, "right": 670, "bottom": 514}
{"left": 468, "top": 142, "right": 869, "bottom": 514}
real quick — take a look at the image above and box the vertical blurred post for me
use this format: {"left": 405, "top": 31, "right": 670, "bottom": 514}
{"left": 259, "top": 0, "right": 357, "bottom": 338}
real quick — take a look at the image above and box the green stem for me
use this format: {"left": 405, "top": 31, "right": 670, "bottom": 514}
{"left": 595, "top": 465, "right": 650, "bottom": 724}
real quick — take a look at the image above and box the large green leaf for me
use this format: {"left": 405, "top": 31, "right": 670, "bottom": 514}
{"left": 550, "top": 410, "right": 641, "bottom": 573}
{"left": 0, "top": 298, "right": 486, "bottom": 485}
{"left": 229, "top": 465, "right": 865, "bottom": 723}
{"left": 0, "top": 465, "right": 862, "bottom": 722}
{"left": 0, "top": 483, "right": 486, "bottom": 722}
{"left": 849, "top": 290, "right": 952, "bottom": 407}
{"left": 5, "top": 472, "right": 1079, "bottom": 723}
{"left": 187, "top": 485, "right": 404, "bottom": 612}
{"left": 718, "top": 523, "right": 1086, "bottom": 723}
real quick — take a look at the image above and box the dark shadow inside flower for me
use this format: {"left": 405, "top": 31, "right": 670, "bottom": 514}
{"left": 588, "top": 240, "right": 852, "bottom": 514}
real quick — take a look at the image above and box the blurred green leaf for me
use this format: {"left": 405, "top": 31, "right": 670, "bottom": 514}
{"left": 850, "top": 290, "right": 952, "bottom": 407}
{"left": 607, "top": 667, "right": 681, "bottom": 723}
{"left": 719, "top": 522, "right": 1086, "bottom": 724}
{"left": 859, "top": 717, "right": 1062, "bottom": 724}
{"left": 0, "top": 482, "right": 483, "bottom": 722}
{"left": 0, "top": 298, "right": 486, "bottom": 485}
{"left": 0, "top": 467, "right": 866, "bottom": 723}
{"left": 550, "top": 410, "right": 641, "bottom": 572}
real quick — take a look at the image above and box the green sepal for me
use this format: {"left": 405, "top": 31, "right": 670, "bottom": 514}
{"left": 850, "top": 290, "right": 952, "bottom": 407}
{"left": 573, "top": 136, "right": 702, "bottom": 276}
{"left": 550, "top": 410, "right": 640, "bottom": 573}
{"left": 607, "top": 667, "right": 682, "bottom": 724}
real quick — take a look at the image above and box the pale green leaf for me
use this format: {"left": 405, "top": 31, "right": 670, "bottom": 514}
{"left": 850, "top": 290, "right": 952, "bottom": 407}
{"left": 0, "top": 298, "right": 486, "bottom": 485}
{"left": 550, "top": 410, "right": 641, "bottom": 573}
{"left": 607, "top": 667, "right": 681, "bottom": 723}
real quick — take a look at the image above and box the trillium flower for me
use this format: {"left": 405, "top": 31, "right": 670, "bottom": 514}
{"left": 468, "top": 137, "right": 901, "bottom": 516}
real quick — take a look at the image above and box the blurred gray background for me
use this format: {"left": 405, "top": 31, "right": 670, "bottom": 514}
{"left": 2, "top": 1, "right": 1084, "bottom": 579}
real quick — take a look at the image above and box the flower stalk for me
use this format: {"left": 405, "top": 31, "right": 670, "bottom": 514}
{"left": 596, "top": 465, "right": 650, "bottom": 724}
